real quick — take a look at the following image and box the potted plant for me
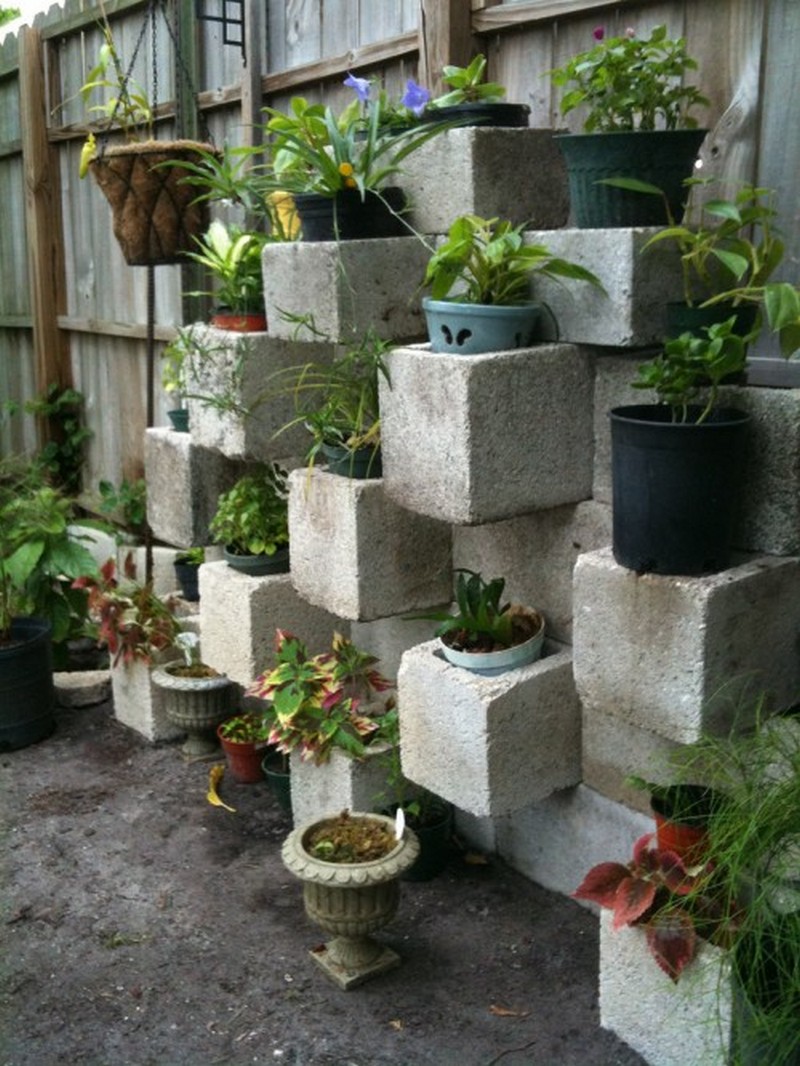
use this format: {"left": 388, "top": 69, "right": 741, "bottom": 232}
{"left": 151, "top": 631, "right": 233, "bottom": 758}
{"left": 185, "top": 220, "right": 269, "bottom": 332}
{"left": 78, "top": 16, "right": 216, "bottom": 266}
{"left": 610, "top": 316, "right": 751, "bottom": 575}
{"left": 627, "top": 775, "right": 720, "bottom": 865}
{"left": 216, "top": 710, "right": 273, "bottom": 783}
{"left": 160, "top": 329, "right": 195, "bottom": 432}
{"left": 268, "top": 331, "right": 391, "bottom": 478}
{"left": 425, "top": 54, "right": 530, "bottom": 128}
{"left": 421, "top": 214, "right": 603, "bottom": 354}
{"left": 281, "top": 809, "right": 420, "bottom": 988}
{"left": 549, "top": 24, "right": 709, "bottom": 228}
{"left": 0, "top": 459, "right": 99, "bottom": 749}
{"left": 410, "top": 569, "right": 546, "bottom": 676}
{"left": 209, "top": 463, "right": 289, "bottom": 576}
{"left": 259, "top": 74, "right": 447, "bottom": 241}
{"left": 173, "top": 547, "right": 204, "bottom": 602}
{"left": 247, "top": 629, "right": 394, "bottom": 766}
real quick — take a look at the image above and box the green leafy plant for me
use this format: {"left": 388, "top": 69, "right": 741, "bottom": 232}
{"left": 430, "top": 54, "right": 506, "bottom": 108}
{"left": 209, "top": 464, "right": 288, "bottom": 558}
{"left": 218, "top": 711, "right": 273, "bottom": 744}
{"left": 268, "top": 330, "right": 391, "bottom": 468}
{"left": 633, "top": 316, "right": 747, "bottom": 423}
{"left": 423, "top": 214, "right": 603, "bottom": 305}
{"left": 175, "top": 547, "right": 205, "bottom": 567}
{"left": 410, "top": 569, "right": 543, "bottom": 654}
{"left": 247, "top": 629, "right": 393, "bottom": 765}
{"left": 549, "top": 24, "right": 708, "bottom": 132}
{"left": 72, "top": 553, "right": 179, "bottom": 666}
{"left": 0, "top": 7, "right": 20, "bottom": 28}
{"left": 3, "top": 384, "right": 92, "bottom": 495}
{"left": 97, "top": 477, "right": 147, "bottom": 537}
{"left": 0, "top": 459, "right": 99, "bottom": 644}
{"left": 185, "top": 221, "right": 268, "bottom": 315}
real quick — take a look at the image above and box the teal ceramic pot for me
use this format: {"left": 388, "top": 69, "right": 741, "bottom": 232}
{"left": 422, "top": 298, "right": 541, "bottom": 355}
{"left": 223, "top": 545, "right": 290, "bottom": 576}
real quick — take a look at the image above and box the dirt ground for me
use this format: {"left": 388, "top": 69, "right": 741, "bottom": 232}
{"left": 0, "top": 689, "right": 646, "bottom": 1066}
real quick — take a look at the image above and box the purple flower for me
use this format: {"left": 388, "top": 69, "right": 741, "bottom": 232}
{"left": 344, "top": 72, "right": 371, "bottom": 103}
{"left": 592, "top": 26, "right": 605, "bottom": 41}
{"left": 401, "top": 79, "right": 430, "bottom": 117}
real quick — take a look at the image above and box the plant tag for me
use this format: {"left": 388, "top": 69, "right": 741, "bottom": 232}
{"left": 395, "top": 807, "right": 405, "bottom": 840}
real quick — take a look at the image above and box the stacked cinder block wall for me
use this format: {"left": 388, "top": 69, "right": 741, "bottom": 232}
{"left": 141, "top": 126, "right": 800, "bottom": 1066}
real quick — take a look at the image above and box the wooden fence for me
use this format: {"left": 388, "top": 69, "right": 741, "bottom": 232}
{"left": 0, "top": 0, "right": 798, "bottom": 500}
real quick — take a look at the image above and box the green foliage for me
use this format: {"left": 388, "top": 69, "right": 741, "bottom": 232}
{"left": 423, "top": 214, "right": 603, "bottom": 305}
{"left": 0, "top": 7, "right": 20, "bottom": 28}
{"left": 0, "top": 459, "right": 99, "bottom": 642}
{"left": 175, "top": 547, "right": 205, "bottom": 566}
{"left": 97, "top": 478, "right": 147, "bottom": 537}
{"left": 248, "top": 629, "right": 394, "bottom": 765}
{"left": 550, "top": 24, "right": 708, "bottom": 132}
{"left": 2, "top": 383, "right": 92, "bottom": 495}
{"left": 79, "top": 18, "right": 153, "bottom": 140}
{"left": 411, "top": 569, "right": 516, "bottom": 648}
{"left": 267, "top": 331, "right": 391, "bottom": 465}
{"left": 209, "top": 464, "right": 288, "bottom": 557}
{"left": 185, "top": 221, "right": 269, "bottom": 314}
{"left": 633, "top": 316, "right": 747, "bottom": 423}
{"left": 431, "top": 54, "right": 506, "bottom": 108}
{"left": 218, "top": 711, "right": 272, "bottom": 743}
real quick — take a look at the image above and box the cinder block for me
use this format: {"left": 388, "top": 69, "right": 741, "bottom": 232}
{"left": 453, "top": 500, "right": 612, "bottom": 644}
{"left": 262, "top": 238, "right": 430, "bottom": 345}
{"left": 582, "top": 706, "right": 684, "bottom": 813}
{"left": 115, "top": 543, "right": 193, "bottom": 599}
{"left": 600, "top": 913, "right": 730, "bottom": 1066}
{"left": 397, "top": 639, "right": 581, "bottom": 817}
{"left": 289, "top": 742, "right": 394, "bottom": 828}
{"left": 198, "top": 561, "right": 346, "bottom": 688}
{"left": 380, "top": 343, "right": 594, "bottom": 525}
{"left": 526, "top": 228, "right": 684, "bottom": 346}
{"left": 110, "top": 657, "right": 182, "bottom": 742}
{"left": 593, "top": 370, "right": 800, "bottom": 558}
{"left": 185, "top": 326, "right": 335, "bottom": 461}
{"left": 287, "top": 468, "right": 452, "bottom": 621}
{"left": 574, "top": 548, "right": 800, "bottom": 743}
{"left": 350, "top": 615, "right": 445, "bottom": 681}
{"left": 495, "top": 784, "right": 652, "bottom": 899}
{"left": 400, "top": 127, "right": 569, "bottom": 233}
{"left": 144, "top": 428, "right": 250, "bottom": 547}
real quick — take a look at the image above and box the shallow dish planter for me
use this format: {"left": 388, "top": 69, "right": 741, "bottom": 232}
{"left": 223, "top": 545, "right": 290, "bottom": 576}
{"left": 439, "top": 606, "right": 545, "bottom": 676}
{"left": 610, "top": 404, "right": 751, "bottom": 576}
{"left": 209, "top": 310, "right": 267, "bottom": 333}
{"left": 281, "top": 811, "right": 419, "bottom": 989}
{"left": 427, "top": 102, "right": 530, "bottom": 128}
{"left": 320, "top": 442, "right": 382, "bottom": 479}
{"left": 422, "top": 297, "right": 541, "bottom": 355}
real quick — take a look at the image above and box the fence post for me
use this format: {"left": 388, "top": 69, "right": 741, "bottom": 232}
{"left": 418, "top": 0, "right": 474, "bottom": 95}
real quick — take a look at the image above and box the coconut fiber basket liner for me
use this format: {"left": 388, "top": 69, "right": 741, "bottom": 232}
{"left": 90, "top": 139, "right": 215, "bottom": 266}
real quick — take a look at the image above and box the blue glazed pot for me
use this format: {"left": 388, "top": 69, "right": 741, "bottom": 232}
{"left": 422, "top": 297, "right": 541, "bottom": 355}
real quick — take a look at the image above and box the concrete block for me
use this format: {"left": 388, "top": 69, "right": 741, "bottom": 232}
{"left": 68, "top": 523, "right": 118, "bottom": 568}
{"left": 289, "top": 742, "right": 394, "bottom": 828}
{"left": 453, "top": 500, "right": 612, "bottom": 644}
{"left": 287, "top": 468, "right": 452, "bottom": 621}
{"left": 110, "top": 657, "right": 182, "bottom": 742}
{"left": 594, "top": 370, "right": 800, "bottom": 558}
{"left": 350, "top": 614, "right": 444, "bottom": 682}
{"left": 526, "top": 228, "right": 684, "bottom": 346}
{"left": 262, "top": 237, "right": 430, "bottom": 345}
{"left": 600, "top": 913, "right": 730, "bottom": 1066}
{"left": 495, "top": 784, "right": 652, "bottom": 899}
{"left": 54, "top": 670, "right": 111, "bottom": 708}
{"left": 184, "top": 326, "right": 335, "bottom": 461}
{"left": 397, "top": 639, "right": 581, "bottom": 817}
{"left": 380, "top": 343, "right": 594, "bottom": 525}
{"left": 115, "top": 543, "right": 191, "bottom": 599}
{"left": 144, "top": 428, "right": 250, "bottom": 548}
{"left": 453, "top": 810, "right": 498, "bottom": 855}
{"left": 574, "top": 548, "right": 800, "bottom": 743}
{"left": 198, "top": 560, "right": 346, "bottom": 689}
{"left": 582, "top": 706, "right": 684, "bottom": 813}
{"left": 400, "top": 127, "right": 569, "bottom": 234}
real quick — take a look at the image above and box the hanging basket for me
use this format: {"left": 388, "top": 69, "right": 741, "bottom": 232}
{"left": 89, "top": 139, "right": 215, "bottom": 266}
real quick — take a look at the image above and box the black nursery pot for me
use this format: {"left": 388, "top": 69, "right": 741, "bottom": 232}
{"left": 174, "top": 560, "right": 200, "bottom": 602}
{"left": 294, "top": 187, "right": 408, "bottom": 241}
{"left": 610, "top": 404, "right": 751, "bottom": 576}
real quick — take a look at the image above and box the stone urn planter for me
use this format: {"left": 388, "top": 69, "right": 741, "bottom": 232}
{"left": 151, "top": 664, "right": 233, "bottom": 757}
{"left": 281, "top": 811, "right": 419, "bottom": 989}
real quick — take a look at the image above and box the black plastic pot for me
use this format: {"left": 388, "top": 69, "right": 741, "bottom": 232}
{"left": 174, "top": 559, "right": 201, "bottom": 601}
{"left": 320, "top": 443, "right": 382, "bottom": 479}
{"left": 610, "top": 404, "right": 751, "bottom": 575}
{"left": 0, "top": 618, "right": 56, "bottom": 751}
{"left": 402, "top": 803, "right": 454, "bottom": 882}
{"left": 293, "top": 187, "right": 408, "bottom": 241}
{"left": 555, "top": 129, "right": 708, "bottom": 228}
{"left": 223, "top": 545, "right": 290, "bottom": 576}
{"left": 425, "top": 102, "right": 531, "bottom": 128}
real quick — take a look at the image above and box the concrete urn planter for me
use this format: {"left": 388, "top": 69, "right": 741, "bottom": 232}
{"left": 151, "top": 665, "right": 234, "bottom": 757}
{"left": 281, "top": 812, "right": 419, "bottom": 989}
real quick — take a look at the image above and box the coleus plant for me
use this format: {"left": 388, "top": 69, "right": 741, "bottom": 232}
{"left": 573, "top": 832, "right": 726, "bottom": 981}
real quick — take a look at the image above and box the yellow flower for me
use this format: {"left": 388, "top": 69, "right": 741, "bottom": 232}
{"left": 338, "top": 162, "right": 354, "bottom": 178}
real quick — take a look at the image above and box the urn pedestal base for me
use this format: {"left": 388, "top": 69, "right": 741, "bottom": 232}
{"left": 309, "top": 938, "right": 402, "bottom": 990}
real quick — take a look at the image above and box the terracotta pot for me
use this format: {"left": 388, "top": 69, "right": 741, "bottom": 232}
{"left": 209, "top": 310, "right": 267, "bottom": 332}
{"left": 217, "top": 726, "right": 269, "bottom": 783}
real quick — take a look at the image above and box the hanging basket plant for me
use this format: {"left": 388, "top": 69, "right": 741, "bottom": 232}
{"left": 79, "top": 6, "right": 217, "bottom": 266}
